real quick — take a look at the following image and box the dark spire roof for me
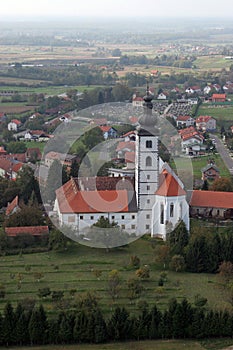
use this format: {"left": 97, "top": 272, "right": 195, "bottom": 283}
{"left": 137, "top": 84, "right": 159, "bottom": 136}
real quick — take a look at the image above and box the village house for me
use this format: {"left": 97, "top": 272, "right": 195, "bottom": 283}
{"left": 196, "top": 116, "right": 216, "bottom": 131}
{"left": 99, "top": 126, "right": 118, "bottom": 139}
{"left": 24, "top": 130, "right": 50, "bottom": 142}
{"left": 0, "top": 157, "right": 23, "bottom": 180}
{"left": 178, "top": 127, "right": 204, "bottom": 154}
{"left": 8, "top": 119, "right": 21, "bottom": 131}
{"left": 212, "top": 93, "right": 226, "bottom": 103}
{"left": 44, "top": 151, "right": 78, "bottom": 169}
{"left": 157, "top": 92, "right": 167, "bottom": 100}
{"left": 201, "top": 162, "right": 220, "bottom": 181}
{"left": 176, "top": 116, "right": 195, "bottom": 128}
{"left": 132, "top": 95, "right": 144, "bottom": 107}
{"left": 122, "top": 130, "right": 136, "bottom": 142}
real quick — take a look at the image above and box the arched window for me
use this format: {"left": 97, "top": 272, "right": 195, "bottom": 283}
{"left": 170, "top": 203, "right": 174, "bottom": 217}
{"left": 146, "top": 156, "right": 152, "bottom": 166}
{"left": 146, "top": 140, "right": 152, "bottom": 148}
{"left": 160, "top": 204, "right": 164, "bottom": 224}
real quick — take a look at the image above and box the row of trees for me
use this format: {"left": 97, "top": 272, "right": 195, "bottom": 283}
{"left": 1, "top": 297, "right": 233, "bottom": 346}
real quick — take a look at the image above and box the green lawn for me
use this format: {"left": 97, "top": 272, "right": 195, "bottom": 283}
{"left": 0, "top": 237, "right": 231, "bottom": 316}
{"left": 24, "top": 141, "right": 47, "bottom": 152}
{"left": 193, "top": 55, "right": 233, "bottom": 70}
{"left": 3, "top": 338, "right": 233, "bottom": 350}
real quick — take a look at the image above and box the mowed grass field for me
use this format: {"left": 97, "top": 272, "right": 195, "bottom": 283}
{"left": 4, "top": 338, "right": 233, "bottom": 350}
{"left": 0, "top": 237, "right": 231, "bottom": 317}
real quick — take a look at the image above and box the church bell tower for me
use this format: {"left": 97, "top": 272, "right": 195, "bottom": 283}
{"left": 135, "top": 85, "right": 160, "bottom": 234}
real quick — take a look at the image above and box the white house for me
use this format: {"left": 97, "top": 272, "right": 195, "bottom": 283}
{"left": 196, "top": 116, "right": 216, "bottom": 131}
{"left": 176, "top": 116, "right": 195, "bottom": 128}
{"left": 8, "top": 119, "right": 21, "bottom": 131}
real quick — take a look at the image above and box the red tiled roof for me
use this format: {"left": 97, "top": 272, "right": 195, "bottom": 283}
{"left": 99, "top": 126, "right": 112, "bottom": 132}
{"left": 10, "top": 119, "right": 21, "bottom": 125}
{"left": 212, "top": 93, "right": 226, "bottom": 99}
{"left": 155, "top": 170, "right": 186, "bottom": 197}
{"left": 196, "top": 115, "right": 213, "bottom": 123}
{"left": 190, "top": 190, "right": 233, "bottom": 209}
{"left": 57, "top": 189, "right": 130, "bottom": 213}
{"left": 0, "top": 158, "right": 23, "bottom": 174}
{"left": 116, "top": 141, "right": 135, "bottom": 152}
{"left": 125, "top": 151, "right": 135, "bottom": 163}
{"left": 177, "top": 116, "right": 192, "bottom": 121}
{"left": 122, "top": 130, "right": 136, "bottom": 138}
{"left": 6, "top": 196, "right": 19, "bottom": 216}
{"left": 5, "top": 226, "right": 49, "bottom": 237}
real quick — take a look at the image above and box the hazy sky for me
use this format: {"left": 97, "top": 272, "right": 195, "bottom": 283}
{"left": 1, "top": 0, "right": 233, "bottom": 19}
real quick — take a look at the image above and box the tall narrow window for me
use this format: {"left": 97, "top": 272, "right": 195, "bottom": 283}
{"left": 170, "top": 203, "right": 174, "bottom": 218}
{"left": 179, "top": 203, "right": 183, "bottom": 218}
{"left": 160, "top": 204, "right": 164, "bottom": 224}
{"left": 146, "top": 156, "right": 152, "bottom": 166}
{"left": 146, "top": 140, "right": 152, "bottom": 148}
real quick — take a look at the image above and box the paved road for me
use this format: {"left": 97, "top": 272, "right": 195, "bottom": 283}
{"left": 210, "top": 133, "right": 233, "bottom": 175}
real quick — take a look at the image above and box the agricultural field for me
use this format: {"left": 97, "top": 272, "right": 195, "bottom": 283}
{"left": 193, "top": 55, "right": 233, "bottom": 70}
{"left": 0, "top": 236, "right": 231, "bottom": 317}
{"left": 0, "top": 103, "right": 35, "bottom": 114}
{"left": 4, "top": 338, "right": 233, "bottom": 350}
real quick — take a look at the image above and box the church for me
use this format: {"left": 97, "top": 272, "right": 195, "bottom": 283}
{"left": 54, "top": 87, "right": 190, "bottom": 240}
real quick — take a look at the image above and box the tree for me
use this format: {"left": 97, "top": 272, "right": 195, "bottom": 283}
{"left": 127, "top": 278, "right": 144, "bottom": 301}
{"left": 2, "top": 302, "right": 15, "bottom": 346}
{"left": 6, "top": 142, "right": 26, "bottom": 154}
{"left": 48, "top": 229, "right": 68, "bottom": 251}
{"left": 168, "top": 220, "right": 189, "bottom": 256}
{"left": 108, "top": 307, "right": 131, "bottom": 341}
{"left": 136, "top": 265, "right": 150, "bottom": 280}
{"left": 170, "top": 255, "right": 186, "bottom": 272}
{"left": 28, "top": 305, "right": 47, "bottom": 345}
{"left": 108, "top": 270, "right": 121, "bottom": 301}
{"left": 210, "top": 178, "right": 233, "bottom": 192}
{"left": 156, "top": 245, "right": 170, "bottom": 269}
{"left": 112, "top": 83, "right": 132, "bottom": 101}
{"left": 4, "top": 205, "right": 45, "bottom": 227}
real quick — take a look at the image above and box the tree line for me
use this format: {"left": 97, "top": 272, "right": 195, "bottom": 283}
{"left": 0, "top": 297, "right": 233, "bottom": 346}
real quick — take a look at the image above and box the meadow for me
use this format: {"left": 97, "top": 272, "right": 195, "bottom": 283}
{"left": 0, "top": 236, "right": 231, "bottom": 317}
